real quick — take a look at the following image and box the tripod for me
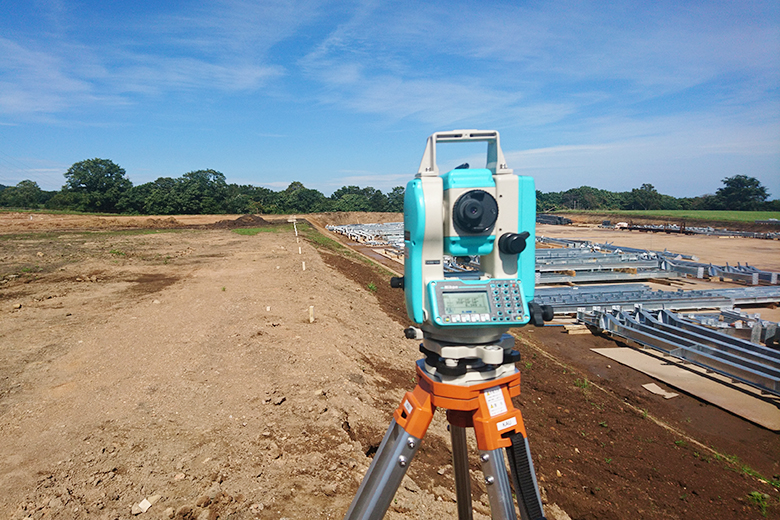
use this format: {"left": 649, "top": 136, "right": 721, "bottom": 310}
{"left": 344, "top": 336, "right": 546, "bottom": 520}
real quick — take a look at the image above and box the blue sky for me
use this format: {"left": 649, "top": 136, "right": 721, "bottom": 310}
{"left": 1, "top": 0, "right": 778, "bottom": 198}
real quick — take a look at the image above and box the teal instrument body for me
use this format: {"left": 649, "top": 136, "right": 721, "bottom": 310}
{"left": 402, "top": 130, "right": 536, "bottom": 343}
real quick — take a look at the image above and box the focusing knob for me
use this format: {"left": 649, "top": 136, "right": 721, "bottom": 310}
{"left": 528, "top": 302, "right": 555, "bottom": 327}
{"left": 542, "top": 304, "right": 555, "bottom": 322}
{"left": 528, "top": 302, "right": 544, "bottom": 327}
{"left": 498, "top": 231, "right": 530, "bottom": 255}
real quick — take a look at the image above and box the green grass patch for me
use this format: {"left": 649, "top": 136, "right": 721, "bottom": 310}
{"left": 561, "top": 209, "right": 780, "bottom": 223}
{"left": 298, "top": 222, "right": 397, "bottom": 278}
{"left": 299, "top": 223, "right": 348, "bottom": 252}
{"left": 574, "top": 377, "right": 590, "bottom": 389}
{"left": 0, "top": 231, "right": 64, "bottom": 241}
{"left": 747, "top": 491, "right": 769, "bottom": 516}
{"left": 713, "top": 453, "right": 780, "bottom": 489}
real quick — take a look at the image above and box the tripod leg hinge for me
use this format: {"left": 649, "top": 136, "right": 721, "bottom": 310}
{"left": 393, "top": 385, "right": 435, "bottom": 440}
{"left": 472, "top": 387, "right": 528, "bottom": 451}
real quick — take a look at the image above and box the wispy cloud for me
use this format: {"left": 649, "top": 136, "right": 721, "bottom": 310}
{"left": 505, "top": 110, "right": 780, "bottom": 196}
{"left": 0, "top": 0, "right": 326, "bottom": 117}
{"left": 1, "top": 1, "right": 777, "bottom": 198}
{"left": 0, "top": 37, "right": 98, "bottom": 113}
{"left": 300, "top": 1, "right": 779, "bottom": 129}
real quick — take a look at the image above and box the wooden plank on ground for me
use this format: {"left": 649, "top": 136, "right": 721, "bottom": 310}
{"left": 592, "top": 347, "right": 780, "bottom": 431}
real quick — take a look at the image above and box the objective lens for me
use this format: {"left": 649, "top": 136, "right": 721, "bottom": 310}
{"left": 452, "top": 190, "right": 498, "bottom": 234}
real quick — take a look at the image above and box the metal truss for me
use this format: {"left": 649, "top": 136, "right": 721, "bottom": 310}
{"left": 579, "top": 308, "right": 780, "bottom": 397}
{"left": 535, "top": 285, "right": 780, "bottom": 314}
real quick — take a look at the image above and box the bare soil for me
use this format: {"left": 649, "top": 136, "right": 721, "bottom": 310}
{"left": 1, "top": 212, "right": 779, "bottom": 520}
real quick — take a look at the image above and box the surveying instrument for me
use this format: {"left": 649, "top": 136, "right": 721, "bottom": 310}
{"left": 344, "top": 130, "right": 552, "bottom": 520}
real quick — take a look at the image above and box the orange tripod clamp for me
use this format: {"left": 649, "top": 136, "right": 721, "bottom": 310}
{"left": 393, "top": 364, "right": 528, "bottom": 451}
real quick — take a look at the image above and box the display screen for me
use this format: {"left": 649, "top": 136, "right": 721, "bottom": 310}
{"left": 442, "top": 291, "right": 490, "bottom": 315}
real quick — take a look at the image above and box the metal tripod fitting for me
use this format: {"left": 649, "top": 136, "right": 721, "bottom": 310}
{"left": 343, "top": 419, "right": 423, "bottom": 520}
{"left": 480, "top": 448, "right": 518, "bottom": 520}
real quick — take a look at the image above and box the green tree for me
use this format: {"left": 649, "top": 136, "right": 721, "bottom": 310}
{"left": 241, "top": 185, "right": 279, "bottom": 214}
{"left": 332, "top": 193, "right": 371, "bottom": 212}
{"left": 44, "top": 190, "right": 82, "bottom": 211}
{"left": 277, "top": 182, "right": 328, "bottom": 213}
{"left": 148, "top": 177, "right": 181, "bottom": 214}
{"left": 331, "top": 186, "right": 363, "bottom": 200}
{"left": 177, "top": 169, "right": 228, "bottom": 214}
{"left": 366, "top": 188, "right": 389, "bottom": 212}
{"left": 63, "top": 158, "right": 132, "bottom": 213}
{"left": 626, "top": 183, "right": 662, "bottom": 210}
{"left": 387, "top": 186, "right": 404, "bottom": 212}
{"left": 0, "top": 179, "right": 43, "bottom": 208}
{"left": 559, "top": 186, "right": 624, "bottom": 210}
{"left": 715, "top": 175, "right": 769, "bottom": 211}
{"left": 330, "top": 185, "right": 390, "bottom": 212}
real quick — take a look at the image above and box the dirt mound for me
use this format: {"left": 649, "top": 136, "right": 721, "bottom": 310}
{"left": 206, "top": 214, "right": 274, "bottom": 229}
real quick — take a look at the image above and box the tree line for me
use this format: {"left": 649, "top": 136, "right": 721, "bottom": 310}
{"left": 537, "top": 180, "right": 778, "bottom": 212}
{"left": 0, "top": 158, "right": 776, "bottom": 214}
{"left": 0, "top": 159, "right": 404, "bottom": 215}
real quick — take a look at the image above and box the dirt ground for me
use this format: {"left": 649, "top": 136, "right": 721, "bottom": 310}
{"left": 1, "top": 211, "right": 779, "bottom": 520}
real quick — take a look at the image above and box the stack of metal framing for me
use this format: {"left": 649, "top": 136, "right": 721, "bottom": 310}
{"left": 535, "top": 284, "right": 780, "bottom": 315}
{"left": 613, "top": 223, "right": 780, "bottom": 240}
{"left": 578, "top": 308, "right": 780, "bottom": 397}
{"left": 536, "top": 248, "right": 676, "bottom": 283}
{"left": 537, "top": 236, "right": 780, "bottom": 285}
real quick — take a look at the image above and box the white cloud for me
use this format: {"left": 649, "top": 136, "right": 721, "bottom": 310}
{"left": 299, "top": 0, "right": 780, "bottom": 130}
{"left": 0, "top": 38, "right": 97, "bottom": 113}
{"left": 505, "top": 111, "right": 780, "bottom": 197}
{"left": 0, "top": 0, "right": 324, "bottom": 117}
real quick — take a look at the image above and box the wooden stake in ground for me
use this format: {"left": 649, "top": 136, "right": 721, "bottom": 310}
{"left": 309, "top": 306, "right": 315, "bottom": 323}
